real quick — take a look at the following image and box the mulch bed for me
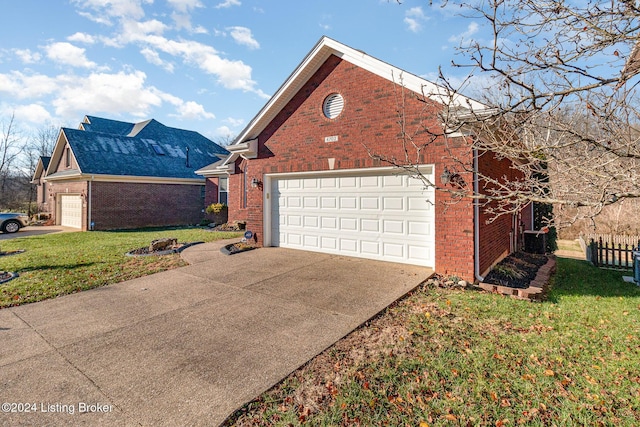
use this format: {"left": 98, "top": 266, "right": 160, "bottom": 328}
{"left": 479, "top": 251, "right": 555, "bottom": 301}
{"left": 483, "top": 251, "right": 549, "bottom": 289}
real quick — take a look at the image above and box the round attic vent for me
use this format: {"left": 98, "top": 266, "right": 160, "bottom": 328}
{"left": 323, "top": 93, "right": 344, "bottom": 119}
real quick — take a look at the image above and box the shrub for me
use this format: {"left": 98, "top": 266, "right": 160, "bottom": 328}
{"left": 205, "top": 203, "right": 227, "bottom": 214}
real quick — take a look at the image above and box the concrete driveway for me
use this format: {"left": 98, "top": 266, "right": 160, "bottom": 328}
{"left": 0, "top": 240, "right": 432, "bottom": 426}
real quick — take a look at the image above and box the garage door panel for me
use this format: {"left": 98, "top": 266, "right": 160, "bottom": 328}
{"left": 408, "top": 221, "right": 431, "bottom": 236}
{"left": 340, "top": 239, "right": 358, "bottom": 252}
{"left": 339, "top": 197, "right": 357, "bottom": 209}
{"left": 360, "top": 197, "right": 379, "bottom": 210}
{"left": 361, "top": 219, "right": 380, "bottom": 233}
{"left": 60, "top": 194, "right": 82, "bottom": 229}
{"left": 321, "top": 197, "right": 337, "bottom": 208}
{"left": 383, "top": 197, "right": 404, "bottom": 210}
{"left": 271, "top": 169, "right": 435, "bottom": 267}
{"left": 321, "top": 236, "right": 337, "bottom": 249}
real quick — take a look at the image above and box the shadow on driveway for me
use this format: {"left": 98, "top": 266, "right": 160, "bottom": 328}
{"left": 0, "top": 226, "right": 79, "bottom": 240}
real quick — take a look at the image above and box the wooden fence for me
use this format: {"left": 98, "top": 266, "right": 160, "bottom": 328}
{"left": 580, "top": 234, "right": 640, "bottom": 270}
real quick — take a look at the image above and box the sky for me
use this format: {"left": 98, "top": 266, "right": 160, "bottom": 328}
{"left": 0, "top": 0, "right": 482, "bottom": 143}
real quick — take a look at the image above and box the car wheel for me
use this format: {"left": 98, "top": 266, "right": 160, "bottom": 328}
{"left": 2, "top": 220, "right": 21, "bottom": 233}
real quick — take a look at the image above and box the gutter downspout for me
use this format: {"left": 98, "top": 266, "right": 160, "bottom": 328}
{"left": 474, "top": 148, "right": 484, "bottom": 282}
{"left": 88, "top": 176, "right": 93, "bottom": 231}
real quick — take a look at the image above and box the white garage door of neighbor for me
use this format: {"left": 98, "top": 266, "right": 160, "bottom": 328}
{"left": 271, "top": 171, "right": 435, "bottom": 267}
{"left": 60, "top": 194, "right": 83, "bottom": 229}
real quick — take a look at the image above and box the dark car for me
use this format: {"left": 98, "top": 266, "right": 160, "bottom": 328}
{"left": 0, "top": 213, "right": 29, "bottom": 233}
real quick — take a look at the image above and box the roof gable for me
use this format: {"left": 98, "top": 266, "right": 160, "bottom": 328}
{"left": 31, "top": 156, "right": 51, "bottom": 182}
{"left": 232, "top": 36, "right": 486, "bottom": 146}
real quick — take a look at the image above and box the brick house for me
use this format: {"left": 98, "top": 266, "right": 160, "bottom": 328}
{"left": 196, "top": 37, "right": 533, "bottom": 282}
{"left": 34, "top": 116, "right": 228, "bottom": 231}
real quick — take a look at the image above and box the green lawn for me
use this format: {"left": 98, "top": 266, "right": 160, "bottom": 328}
{"left": 0, "top": 227, "right": 242, "bottom": 308}
{"left": 226, "top": 258, "right": 640, "bottom": 426}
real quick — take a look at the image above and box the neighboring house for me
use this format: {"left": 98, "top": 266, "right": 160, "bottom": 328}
{"left": 196, "top": 37, "right": 532, "bottom": 282}
{"left": 32, "top": 156, "right": 51, "bottom": 214}
{"left": 34, "top": 116, "right": 228, "bottom": 231}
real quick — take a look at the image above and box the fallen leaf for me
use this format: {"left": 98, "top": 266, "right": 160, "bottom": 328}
{"left": 544, "top": 370, "right": 555, "bottom": 376}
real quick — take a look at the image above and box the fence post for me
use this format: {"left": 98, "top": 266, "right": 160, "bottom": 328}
{"left": 589, "top": 239, "right": 598, "bottom": 266}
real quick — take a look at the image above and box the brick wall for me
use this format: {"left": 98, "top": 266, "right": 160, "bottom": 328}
{"left": 90, "top": 181, "right": 204, "bottom": 230}
{"left": 226, "top": 54, "right": 481, "bottom": 281}
{"left": 476, "top": 150, "right": 534, "bottom": 275}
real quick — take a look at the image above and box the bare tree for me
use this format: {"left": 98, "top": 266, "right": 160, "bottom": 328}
{"left": 0, "top": 113, "right": 22, "bottom": 208}
{"left": 381, "top": 1, "right": 640, "bottom": 230}
{"left": 436, "top": 0, "right": 640, "bottom": 227}
{"left": 21, "top": 123, "right": 59, "bottom": 215}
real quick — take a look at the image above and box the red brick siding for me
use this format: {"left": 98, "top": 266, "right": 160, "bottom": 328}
{"left": 205, "top": 177, "right": 219, "bottom": 206}
{"left": 228, "top": 55, "right": 480, "bottom": 281}
{"left": 477, "top": 150, "right": 532, "bottom": 275}
{"left": 90, "top": 181, "right": 204, "bottom": 230}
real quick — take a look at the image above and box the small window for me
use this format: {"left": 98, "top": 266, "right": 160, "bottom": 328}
{"left": 151, "top": 144, "right": 165, "bottom": 155}
{"left": 219, "top": 177, "right": 228, "bottom": 205}
{"left": 42, "top": 182, "right": 47, "bottom": 203}
{"left": 65, "top": 147, "right": 71, "bottom": 167}
{"left": 323, "top": 93, "right": 344, "bottom": 119}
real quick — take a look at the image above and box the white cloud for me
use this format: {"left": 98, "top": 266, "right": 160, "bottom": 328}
{"left": 227, "top": 27, "right": 259, "bottom": 50}
{"left": 68, "top": 32, "right": 97, "bottom": 44}
{"left": 117, "top": 19, "right": 168, "bottom": 45}
{"left": 140, "top": 48, "right": 175, "bottom": 72}
{"left": 448, "top": 22, "right": 479, "bottom": 44}
{"left": 224, "top": 117, "right": 244, "bottom": 127}
{"left": 71, "top": 0, "right": 152, "bottom": 22}
{"left": 404, "top": 7, "right": 429, "bottom": 33}
{"left": 51, "top": 71, "right": 164, "bottom": 118}
{"left": 215, "top": 0, "right": 240, "bottom": 9}
{"left": 14, "top": 49, "right": 41, "bottom": 64}
{"left": 0, "top": 71, "right": 59, "bottom": 99}
{"left": 46, "top": 42, "right": 97, "bottom": 69}
{"left": 11, "top": 104, "right": 53, "bottom": 124}
{"left": 167, "top": 0, "right": 203, "bottom": 13}
{"left": 172, "top": 101, "right": 216, "bottom": 120}
{"left": 215, "top": 125, "right": 234, "bottom": 138}
{"left": 131, "top": 35, "right": 268, "bottom": 97}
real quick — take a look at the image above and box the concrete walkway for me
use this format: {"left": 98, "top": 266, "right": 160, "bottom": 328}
{"left": 0, "top": 239, "right": 432, "bottom": 426}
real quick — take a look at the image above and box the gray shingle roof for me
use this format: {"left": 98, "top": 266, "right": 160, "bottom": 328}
{"left": 63, "top": 117, "right": 228, "bottom": 180}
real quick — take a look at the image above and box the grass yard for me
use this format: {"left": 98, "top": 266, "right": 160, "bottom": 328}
{"left": 0, "top": 227, "right": 242, "bottom": 308}
{"left": 226, "top": 257, "right": 640, "bottom": 426}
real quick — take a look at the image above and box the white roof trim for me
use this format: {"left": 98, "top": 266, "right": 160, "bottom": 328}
{"left": 45, "top": 172, "right": 204, "bottom": 185}
{"left": 231, "top": 36, "right": 487, "bottom": 146}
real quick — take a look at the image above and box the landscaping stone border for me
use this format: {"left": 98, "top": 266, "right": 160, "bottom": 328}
{"left": 125, "top": 242, "right": 204, "bottom": 257}
{"left": 477, "top": 255, "right": 556, "bottom": 301}
{"left": 0, "top": 271, "right": 19, "bottom": 285}
{"left": 220, "top": 243, "right": 257, "bottom": 256}
{"left": 0, "top": 249, "right": 26, "bottom": 258}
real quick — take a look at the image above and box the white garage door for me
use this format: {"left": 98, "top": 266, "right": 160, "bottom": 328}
{"left": 60, "top": 194, "right": 83, "bottom": 229}
{"left": 270, "top": 170, "right": 435, "bottom": 267}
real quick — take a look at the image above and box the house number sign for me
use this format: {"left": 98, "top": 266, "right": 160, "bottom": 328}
{"left": 324, "top": 135, "right": 339, "bottom": 143}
